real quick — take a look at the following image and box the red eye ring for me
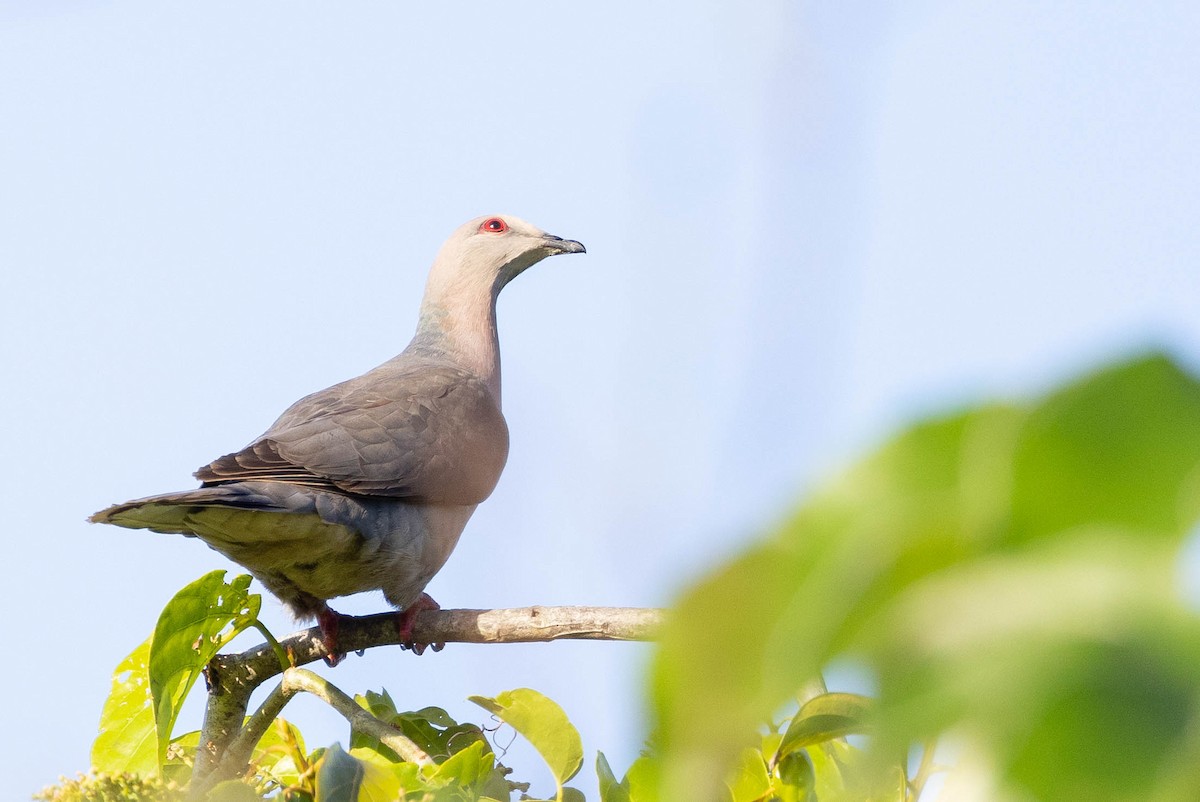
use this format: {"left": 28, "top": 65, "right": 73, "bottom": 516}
{"left": 480, "top": 217, "right": 508, "bottom": 233}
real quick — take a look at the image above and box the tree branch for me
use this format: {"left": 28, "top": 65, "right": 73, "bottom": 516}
{"left": 283, "top": 668, "right": 432, "bottom": 764}
{"left": 213, "top": 680, "right": 292, "bottom": 781}
{"left": 196, "top": 669, "right": 433, "bottom": 795}
{"left": 192, "top": 605, "right": 663, "bottom": 788}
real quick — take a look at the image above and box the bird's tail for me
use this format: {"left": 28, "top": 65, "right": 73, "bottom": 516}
{"left": 88, "top": 485, "right": 290, "bottom": 536}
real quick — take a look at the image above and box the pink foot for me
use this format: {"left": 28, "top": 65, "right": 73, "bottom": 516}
{"left": 316, "top": 605, "right": 349, "bottom": 667}
{"left": 397, "top": 593, "right": 442, "bottom": 655}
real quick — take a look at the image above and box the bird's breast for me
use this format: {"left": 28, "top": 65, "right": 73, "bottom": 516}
{"left": 431, "top": 405, "right": 509, "bottom": 504}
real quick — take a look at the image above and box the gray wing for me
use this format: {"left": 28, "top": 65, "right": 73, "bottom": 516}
{"left": 195, "top": 358, "right": 509, "bottom": 505}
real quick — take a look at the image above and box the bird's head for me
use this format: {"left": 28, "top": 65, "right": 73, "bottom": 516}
{"left": 430, "top": 214, "right": 586, "bottom": 297}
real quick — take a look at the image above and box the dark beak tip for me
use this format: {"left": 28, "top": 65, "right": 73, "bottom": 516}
{"left": 545, "top": 235, "right": 585, "bottom": 255}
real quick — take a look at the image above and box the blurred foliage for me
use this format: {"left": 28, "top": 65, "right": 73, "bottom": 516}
{"left": 50, "top": 351, "right": 1200, "bottom": 801}
{"left": 34, "top": 773, "right": 182, "bottom": 802}
{"left": 653, "top": 352, "right": 1200, "bottom": 800}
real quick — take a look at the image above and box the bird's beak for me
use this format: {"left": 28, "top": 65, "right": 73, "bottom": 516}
{"left": 541, "top": 233, "right": 586, "bottom": 255}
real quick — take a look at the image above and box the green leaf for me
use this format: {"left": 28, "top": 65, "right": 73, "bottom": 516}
{"left": 809, "top": 740, "right": 899, "bottom": 801}
{"left": 348, "top": 746, "right": 411, "bottom": 801}
{"left": 1009, "top": 354, "right": 1200, "bottom": 542}
{"left": 806, "top": 742, "right": 844, "bottom": 800}
{"left": 773, "top": 751, "right": 815, "bottom": 802}
{"left": 597, "top": 752, "right": 631, "bottom": 802}
{"left": 429, "top": 739, "right": 493, "bottom": 787}
{"left": 726, "top": 747, "right": 770, "bottom": 802}
{"left": 352, "top": 691, "right": 486, "bottom": 764}
{"left": 148, "top": 571, "right": 261, "bottom": 766}
{"left": 411, "top": 706, "right": 458, "bottom": 729}
{"left": 469, "top": 688, "right": 583, "bottom": 792}
{"left": 92, "top": 636, "right": 157, "bottom": 775}
{"left": 777, "top": 693, "right": 873, "bottom": 756}
{"left": 315, "top": 743, "right": 363, "bottom": 802}
{"left": 623, "top": 755, "right": 661, "bottom": 802}
{"left": 390, "top": 762, "right": 427, "bottom": 798}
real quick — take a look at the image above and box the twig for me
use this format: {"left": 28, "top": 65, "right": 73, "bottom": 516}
{"left": 907, "top": 738, "right": 940, "bottom": 801}
{"left": 283, "top": 668, "right": 432, "bottom": 764}
{"left": 206, "top": 681, "right": 292, "bottom": 786}
{"left": 191, "top": 605, "right": 663, "bottom": 789}
{"left": 195, "top": 669, "right": 431, "bottom": 795}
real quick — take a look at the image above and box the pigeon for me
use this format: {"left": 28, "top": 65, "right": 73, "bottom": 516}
{"left": 91, "top": 215, "right": 585, "bottom": 658}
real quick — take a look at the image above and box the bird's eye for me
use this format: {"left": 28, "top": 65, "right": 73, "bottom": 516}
{"left": 480, "top": 217, "right": 508, "bottom": 233}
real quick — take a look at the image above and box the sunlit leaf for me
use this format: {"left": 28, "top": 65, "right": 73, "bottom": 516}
{"left": 726, "top": 747, "right": 770, "bottom": 802}
{"left": 356, "top": 689, "right": 399, "bottom": 721}
{"left": 469, "top": 688, "right": 583, "bottom": 790}
{"left": 597, "top": 752, "right": 632, "bottom": 802}
{"left": 149, "top": 571, "right": 261, "bottom": 766}
{"left": 807, "top": 742, "right": 845, "bottom": 800}
{"left": 428, "top": 739, "right": 493, "bottom": 787}
{"left": 777, "top": 693, "right": 873, "bottom": 756}
{"left": 813, "top": 739, "right": 901, "bottom": 801}
{"left": 348, "top": 746, "right": 410, "bottom": 801}
{"left": 92, "top": 636, "right": 157, "bottom": 775}
{"left": 623, "top": 755, "right": 661, "bottom": 802}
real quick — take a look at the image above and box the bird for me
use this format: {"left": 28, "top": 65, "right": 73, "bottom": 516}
{"left": 91, "top": 214, "right": 585, "bottom": 660}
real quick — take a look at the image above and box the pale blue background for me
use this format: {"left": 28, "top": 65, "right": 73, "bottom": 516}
{"left": 2, "top": 2, "right": 1198, "bottom": 797}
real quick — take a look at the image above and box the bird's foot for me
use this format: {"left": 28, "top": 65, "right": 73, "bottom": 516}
{"left": 316, "top": 605, "right": 350, "bottom": 667}
{"left": 397, "top": 593, "right": 443, "bottom": 655}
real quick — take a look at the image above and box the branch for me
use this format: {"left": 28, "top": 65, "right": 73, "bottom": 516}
{"left": 197, "top": 667, "right": 435, "bottom": 796}
{"left": 193, "top": 605, "right": 663, "bottom": 787}
{"left": 283, "top": 669, "right": 433, "bottom": 764}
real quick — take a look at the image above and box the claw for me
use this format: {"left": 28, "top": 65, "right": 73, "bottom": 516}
{"left": 397, "top": 593, "right": 443, "bottom": 655}
{"left": 316, "top": 605, "right": 349, "bottom": 667}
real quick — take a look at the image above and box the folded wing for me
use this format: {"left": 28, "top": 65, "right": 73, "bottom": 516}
{"left": 196, "top": 358, "right": 509, "bottom": 506}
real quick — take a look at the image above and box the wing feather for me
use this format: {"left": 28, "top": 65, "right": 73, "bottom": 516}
{"left": 195, "top": 357, "right": 509, "bottom": 505}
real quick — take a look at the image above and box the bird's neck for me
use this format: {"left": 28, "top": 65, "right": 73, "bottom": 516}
{"left": 409, "top": 283, "right": 503, "bottom": 403}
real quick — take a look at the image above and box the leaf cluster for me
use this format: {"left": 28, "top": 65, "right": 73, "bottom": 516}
{"left": 34, "top": 773, "right": 182, "bottom": 802}
{"left": 78, "top": 569, "right": 865, "bottom": 801}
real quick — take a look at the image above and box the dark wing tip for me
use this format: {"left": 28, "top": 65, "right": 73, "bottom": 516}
{"left": 194, "top": 439, "right": 344, "bottom": 491}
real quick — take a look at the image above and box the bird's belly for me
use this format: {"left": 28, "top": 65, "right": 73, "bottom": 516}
{"left": 187, "top": 506, "right": 388, "bottom": 603}
{"left": 184, "top": 490, "right": 477, "bottom": 614}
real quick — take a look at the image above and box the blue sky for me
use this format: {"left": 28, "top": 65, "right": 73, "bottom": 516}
{"left": 2, "top": 2, "right": 1198, "bottom": 797}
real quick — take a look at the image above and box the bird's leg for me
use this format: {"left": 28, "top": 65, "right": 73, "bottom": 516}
{"left": 316, "top": 604, "right": 350, "bottom": 667}
{"left": 397, "top": 593, "right": 443, "bottom": 655}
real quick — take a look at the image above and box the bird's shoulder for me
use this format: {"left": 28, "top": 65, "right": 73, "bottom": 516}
{"left": 267, "top": 355, "right": 491, "bottom": 429}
